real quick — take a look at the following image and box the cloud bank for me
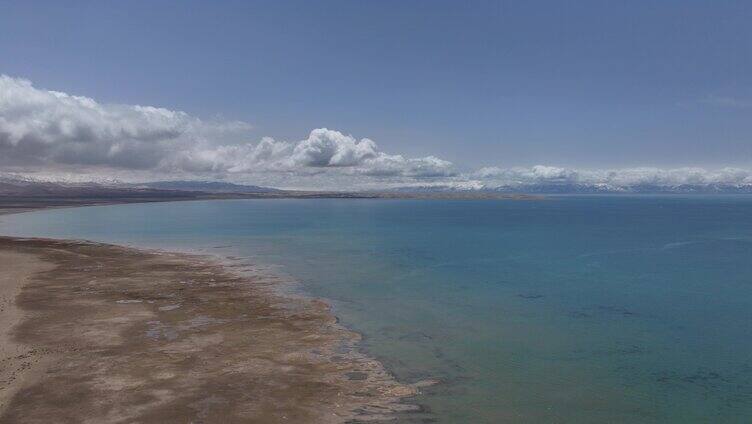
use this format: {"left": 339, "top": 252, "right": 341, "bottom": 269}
{"left": 0, "top": 75, "right": 454, "bottom": 186}
{"left": 2, "top": 75, "right": 751, "bottom": 192}
{"left": 473, "top": 165, "right": 752, "bottom": 189}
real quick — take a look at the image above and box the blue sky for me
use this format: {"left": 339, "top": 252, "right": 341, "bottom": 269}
{"left": 1, "top": 1, "right": 751, "bottom": 188}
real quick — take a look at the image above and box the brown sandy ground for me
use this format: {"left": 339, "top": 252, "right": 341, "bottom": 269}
{"left": 0, "top": 236, "right": 420, "bottom": 423}
{"left": 0, "top": 251, "right": 54, "bottom": 413}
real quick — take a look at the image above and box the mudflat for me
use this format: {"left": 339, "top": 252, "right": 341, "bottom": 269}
{"left": 0, "top": 236, "right": 416, "bottom": 423}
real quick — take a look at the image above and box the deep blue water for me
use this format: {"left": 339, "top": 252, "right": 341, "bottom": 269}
{"left": 2, "top": 196, "right": 752, "bottom": 423}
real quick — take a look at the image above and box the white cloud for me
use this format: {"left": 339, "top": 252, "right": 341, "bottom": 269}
{"left": 472, "top": 165, "right": 752, "bottom": 188}
{"left": 5, "top": 75, "right": 750, "bottom": 192}
{"left": 0, "top": 75, "right": 455, "bottom": 185}
{"left": 291, "top": 128, "right": 377, "bottom": 167}
{"left": 362, "top": 154, "right": 455, "bottom": 177}
{"left": 0, "top": 75, "right": 251, "bottom": 169}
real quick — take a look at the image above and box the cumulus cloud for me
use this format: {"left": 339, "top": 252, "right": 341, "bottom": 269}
{"left": 161, "top": 128, "right": 456, "bottom": 180}
{"left": 0, "top": 75, "right": 251, "bottom": 169}
{"left": 291, "top": 129, "right": 377, "bottom": 167}
{"left": 0, "top": 75, "right": 454, "bottom": 185}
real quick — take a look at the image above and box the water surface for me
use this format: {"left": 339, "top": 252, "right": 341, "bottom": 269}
{"left": 2, "top": 196, "right": 752, "bottom": 423}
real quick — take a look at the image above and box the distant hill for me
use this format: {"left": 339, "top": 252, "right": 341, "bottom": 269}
{"left": 0, "top": 175, "right": 200, "bottom": 199}
{"left": 131, "top": 181, "right": 281, "bottom": 194}
{"left": 6, "top": 174, "right": 751, "bottom": 200}
{"left": 0, "top": 175, "right": 282, "bottom": 197}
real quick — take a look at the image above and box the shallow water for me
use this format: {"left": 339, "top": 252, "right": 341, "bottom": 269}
{"left": 2, "top": 196, "right": 752, "bottom": 423}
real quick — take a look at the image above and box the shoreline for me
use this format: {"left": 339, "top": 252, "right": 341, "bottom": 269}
{"left": 0, "top": 234, "right": 422, "bottom": 422}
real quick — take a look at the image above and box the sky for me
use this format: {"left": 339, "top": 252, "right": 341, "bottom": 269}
{"left": 1, "top": 0, "right": 751, "bottom": 189}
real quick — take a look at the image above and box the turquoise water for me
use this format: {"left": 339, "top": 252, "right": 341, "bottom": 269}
{"left": 2, "top": 196, "right": 752, "bottom": 423}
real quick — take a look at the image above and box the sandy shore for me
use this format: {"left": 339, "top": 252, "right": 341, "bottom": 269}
{"left": 0, "top": 250, "right": 54, "bottom": 413}
{"left": 0, "top": 236, "right": 419, "bottom": 423}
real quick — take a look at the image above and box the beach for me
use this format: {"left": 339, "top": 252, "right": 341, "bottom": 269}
{"left": 0, "top": 234, "right": 416, "bottom": 423}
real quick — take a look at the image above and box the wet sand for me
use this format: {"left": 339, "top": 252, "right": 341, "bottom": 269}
{"left": 0, "top": 236, "right": 418, "bottom": 423}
